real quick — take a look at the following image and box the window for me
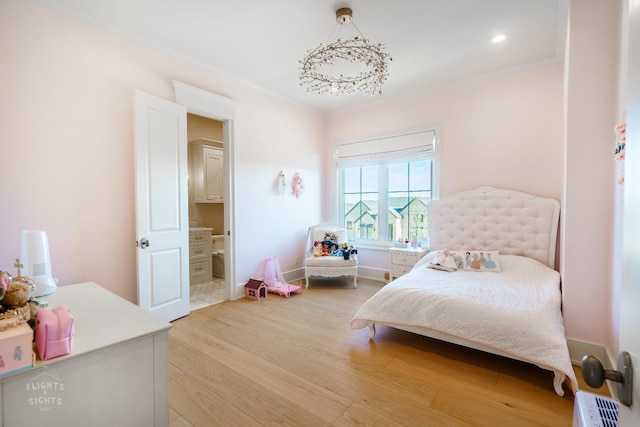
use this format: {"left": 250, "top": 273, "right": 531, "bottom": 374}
{"left": 336, "top": 126, "right": 439, "bottom": 246}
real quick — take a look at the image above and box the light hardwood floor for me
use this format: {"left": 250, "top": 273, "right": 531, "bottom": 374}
{"left": 169, "top": 278, "right": 604, "bottom": 427}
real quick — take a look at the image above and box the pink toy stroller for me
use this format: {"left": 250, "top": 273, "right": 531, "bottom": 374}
{"left": 263, "top": 256, "right": 302, "bottom": 297}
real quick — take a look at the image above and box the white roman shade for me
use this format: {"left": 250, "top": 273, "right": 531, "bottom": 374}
{"left": 334, "top": 127, "right": 436, "bottom": 168}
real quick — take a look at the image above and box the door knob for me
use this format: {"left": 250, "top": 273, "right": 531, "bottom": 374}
{"left": 139, "top": 238, "right": 150, "bottom": 249}
{"left": 581, "top": 351, "right": 633, "bottom": 407}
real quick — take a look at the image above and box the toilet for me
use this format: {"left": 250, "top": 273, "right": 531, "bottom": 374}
{"left": 211, "top": 235, "right": 225, "bottom": 278}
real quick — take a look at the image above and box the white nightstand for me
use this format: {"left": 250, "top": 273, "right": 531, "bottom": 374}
{"left": 389, "top": 247, "right": 429, "bottom": 280}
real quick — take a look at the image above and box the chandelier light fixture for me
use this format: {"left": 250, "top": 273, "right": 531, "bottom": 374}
{"left": 299, "top": 7, "right": 392, "bottom": 96}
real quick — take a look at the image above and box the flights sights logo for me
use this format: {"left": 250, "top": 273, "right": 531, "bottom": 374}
{"left": 25, "top": 372, "right": 65, "bottom": 411}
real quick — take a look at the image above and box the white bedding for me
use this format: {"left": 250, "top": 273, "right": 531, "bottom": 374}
{"left": 351, "top": 252, "right": 578, "bottom": 393}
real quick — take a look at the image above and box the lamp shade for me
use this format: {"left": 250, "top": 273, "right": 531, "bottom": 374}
{"left": 21, "top": 230, "right": 57, "bottom": 297}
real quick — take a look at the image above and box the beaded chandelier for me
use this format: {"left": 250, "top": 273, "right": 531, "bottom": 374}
{"left": 299, "top": 8, "right": 392, "bottom": 96}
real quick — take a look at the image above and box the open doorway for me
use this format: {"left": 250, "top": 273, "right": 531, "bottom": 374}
{"left": 172, "top": 80, "right": 237, "bottom": 309}
{"left": 187, "top": 113, "right": 226, "bottom": 310}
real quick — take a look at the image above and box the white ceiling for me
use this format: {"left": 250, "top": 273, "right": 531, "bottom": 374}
{"left": 32, "top": 0, "right": 568, "bottom": 112}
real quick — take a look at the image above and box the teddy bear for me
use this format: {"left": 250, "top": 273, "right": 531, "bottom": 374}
{"left": 2, "top": 281, "right": 33, "bottom": 309}
{"left": 0, "top": 271, "right": 33, "bottom": 310}
{"left": 323, "top": 232, "right": 339, "bottom": 242}
{"left": 0, "top": 271, "right": 9, "bottom": 300}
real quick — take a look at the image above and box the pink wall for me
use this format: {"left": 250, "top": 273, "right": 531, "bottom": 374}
{"left": 325, "top": 65, "right": 565, "bottom": 276}
{"left": 562, "top": 0, "right": 620, "bottom": 348}
{"left": 0, "top": 0, "right": 325, "bottom": 301}
{"left": 326, "top": 65, "right": 564, "bottom": 205}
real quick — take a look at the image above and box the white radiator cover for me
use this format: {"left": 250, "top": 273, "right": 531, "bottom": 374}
{"left": 573, "top": 390, "right": 619, "bottom": 427}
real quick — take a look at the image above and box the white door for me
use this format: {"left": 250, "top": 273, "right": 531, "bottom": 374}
{"left": 134, "top": 90, "right": 189, "bottom": 322}
{"left": 620, "top": 1, "right": 640, "bottom": 424}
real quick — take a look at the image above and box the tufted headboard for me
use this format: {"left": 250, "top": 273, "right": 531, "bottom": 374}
{"left": 427, "top": 187, "right": 560, "bottom": 269}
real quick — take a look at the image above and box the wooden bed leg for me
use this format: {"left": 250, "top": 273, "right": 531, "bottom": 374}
{"left": 367, "top": 321, "right": 376, "bottom": 340}
{"left": 353, "top": 276, "right": 358, "bottom": 289}
{"left": 553, "top": 372, "right": 566, "bottom": 397}
{"left": 305, "top": 277, "right": 309, "bottom": 289}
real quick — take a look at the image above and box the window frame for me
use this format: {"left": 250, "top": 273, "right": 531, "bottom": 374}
{"left": 335, "top": 125, "right": 440, "bottom": 249}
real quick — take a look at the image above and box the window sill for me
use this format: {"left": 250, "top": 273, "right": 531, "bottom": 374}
{"left": 355, "top": 243, "right": 393, "bottom": 251}
{"left": 355, "top": 242, "right": 429, "bottom": 251}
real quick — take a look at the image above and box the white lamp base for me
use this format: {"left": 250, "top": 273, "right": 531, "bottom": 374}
{"left": 33, "top": 277, "right": 57, "bottom": 297}
{"left": 21, "top": 230, "right": 58, "bottom": 297}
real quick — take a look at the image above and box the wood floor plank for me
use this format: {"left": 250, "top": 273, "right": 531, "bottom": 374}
{"left": 169, "top": 279, "right": 578, "bottom": 426}
{"left": 174, "top": 305, "right": 442, "bottom": 424}
{"left": 429, "top": 387, "right": 551, "bottom": 427}
{"left": 170, "top": 329, "right": 338, "bottom": 426}
{"left": 169, "top": 363, "right": 260, "bottom": 427}
{"left": 332, "top": 402, "right": 428, "bottom": 427}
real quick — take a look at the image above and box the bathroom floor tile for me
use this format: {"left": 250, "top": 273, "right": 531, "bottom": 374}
{"left": 190, "top": 278, "right": 225, "bottom": 311}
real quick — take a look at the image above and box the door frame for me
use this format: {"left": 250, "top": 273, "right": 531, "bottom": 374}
{"left": 173, "top": 81, "right": 238, "bottom": 301}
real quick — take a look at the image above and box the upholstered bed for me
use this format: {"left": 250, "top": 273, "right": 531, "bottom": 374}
{"left": 351, "top": 187, "right": 578, "bottom": 396}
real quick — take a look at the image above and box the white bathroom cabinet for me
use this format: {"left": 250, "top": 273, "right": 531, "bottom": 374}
{"left": 189, "top": 227, "right": 212, "bottom": 284}
{"left": 192, "top": 141, "right": 223, "bottom": 203}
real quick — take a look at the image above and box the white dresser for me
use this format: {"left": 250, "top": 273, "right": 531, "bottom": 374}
{"left": 389, "top": 247, "right": 429, "bottom": 280}
{"left": 0, "top": 282, "right": 171, "bottom": 426}
{"left": 189, "top": 227, "right": 213, "bottom": 284}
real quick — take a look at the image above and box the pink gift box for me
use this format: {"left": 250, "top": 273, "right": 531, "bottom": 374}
{"left": 0, "top": 323, "right": 34, "bottom": 376}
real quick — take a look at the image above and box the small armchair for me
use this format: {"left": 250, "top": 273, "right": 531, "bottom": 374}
{"left": 304, "top": 223, "right": 358, "bottom": 289}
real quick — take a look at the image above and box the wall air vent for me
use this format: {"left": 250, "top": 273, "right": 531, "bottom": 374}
{"left": 573, "top": 390, "right": 619, "bottom": 427}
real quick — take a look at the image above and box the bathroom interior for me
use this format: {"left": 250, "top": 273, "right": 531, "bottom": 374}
{"left": 187, "top": 113, "right": 226, "bottom": 310}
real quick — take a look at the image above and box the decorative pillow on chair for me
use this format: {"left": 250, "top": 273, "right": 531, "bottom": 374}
{"left": 453, "top": 250, "right": 500, "bottom": 272}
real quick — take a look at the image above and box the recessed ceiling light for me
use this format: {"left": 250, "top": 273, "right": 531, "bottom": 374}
{"left": 492, "top": 34, "right": 507, "bottom": 43}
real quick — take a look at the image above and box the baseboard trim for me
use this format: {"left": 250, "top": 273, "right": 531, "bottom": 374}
{"left": 356, "top": 266, "right": 387, "bottom": 282}
{"left": 281, "top": 266, "right": 388, "bottom": 284}
{"left": 567, "top": 338, "right": 613, "bottom": 368}
{"left": 283, "top": 268, "right": 305, "bottom": 283}
{"left": 567, "top": 338, "right": 617, "bottom": 397}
